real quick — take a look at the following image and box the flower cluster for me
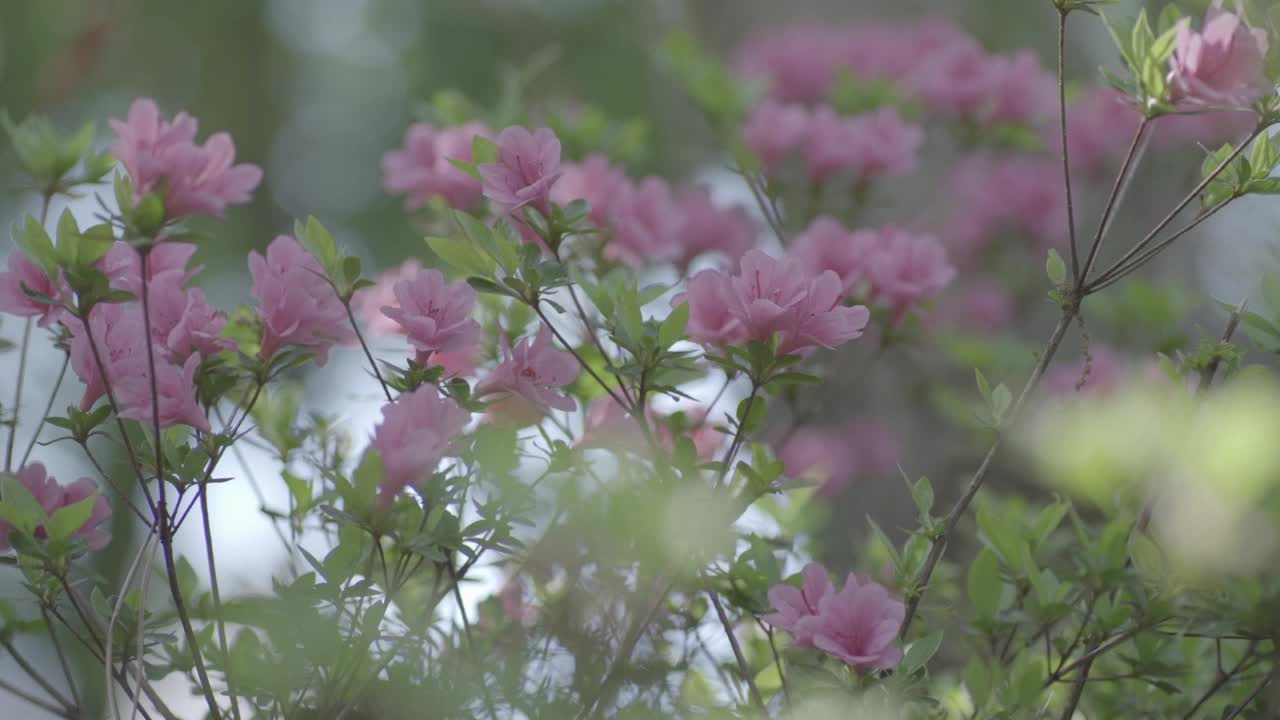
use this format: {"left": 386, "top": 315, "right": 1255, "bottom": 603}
{"left": 110, "top": 98, "right": 262, "bottom": 220}
{"left": 681, "top": 249, "right": 870, "bottom": 356}
{"left": 777, "top": 420, "right": 899, "bottom": 497}
{"left": 383, "top": 122, "right": 493, "bottom": 209}
{"left": 1169, "top": 0, "right": 1272, "bottom": 108}
{"left": 371, "top": 385, "right": 471, "bottom": 506}
{"left": 743, "top": 102, "right": 922, "bottom": 185}
{"left": 0, "top": 464, "right": 112, "bottom": 551}
{"left": 249, "top": 235, "right": 355, "bottom": 366}
{"left": 764, "top": 563, "right": 905, "bottom": 671}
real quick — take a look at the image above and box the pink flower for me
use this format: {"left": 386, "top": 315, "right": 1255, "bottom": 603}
{"left": 382, "top": 122, "right": 491, "bottom": 209}
{"left": 682, "top": 271, "right": 747, "bottom": 347}
{"left": 248, "top": 235, "right": 354, "bottom": 366}
{"left": 679, "top": 250, "right": 870, "bottom": 355}
{"left": 380, "top": 268, "right": 481, "bottom": 360}
{"left": 578, "top": 397, "right": 722, "bottom": 460}
{"left": 763, "top": 563, "right": 834, "bottom": 648}
{"left": 979, "top": 50, "right": 1056, "bottom": 127}
{"left": 99, "top": 241, "right": 201, "bottom": 295}
{"left": 789, "top": 216, "right": 876, "bottom": 295}
{"left": 354, "top": 260, "right": 423, "bottom": 337}
{"left": 479, "top": 126, "right": 563, "bottom": 214}
{"left": 1169, "top": 0, "right": 1272, "bottom": 107}
{"left": 802, "top": 573, "right": 905, "bottom": 671}
{"left": 742, "top": 100, "right": 811, "bottom": 175}
{"left": 370, "top": 385, "right": 470, "bottom": 506}
{"left": 803, "top": 107, "right": 922, "bottom": 185}
{"left": 114, "top": 352, "right": 210, "bottom": 432}
{"left": 110, "top": 98, "right": 261, "bottom": 220}
{"left": 862, "top": 227, "right": 955, "bottom": 319}
{"left": 928, "top": 280, "right": 1016, "bottom": 334}
{"left": 477, "top": 326, "right": 580, "bottom": 416}
{"left": 670, "top": 188, "right": 757, "bottom": 268}
{"left": 1050, "top": 89, "right": 1145, "bottom": 176}
{"left": 604, "top": 177, "right": 681, "bottom": 267}
{"left": 147, "top": 275, "right": 233, "bottom": 363}
{"left": 941, "top": 154, "right": 1068, "bottom": 263}
{"left": 735, "top": 26, "right": 845, "bottom": 104}
{"left": 908, "top": 36, "right": 997, "bottom": 119}
{"left": 778, "top": 420, "right": 899, "bottom": 497}
{"left": 0, "top": 253, "right": 67, "bottom": 327}
{"left": 550, "top": 153, "right": 630, "bottom": 228}
{"left": 0, "top": 464, "right": 111, "bottom": 551}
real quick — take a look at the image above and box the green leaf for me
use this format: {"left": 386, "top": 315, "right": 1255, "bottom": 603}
{"left": 295, "top": 216, "right": 339, "bottom": 275}
{"left": 1045, "top": 248, "right": 1067, "bottom": 286}
{"left": 47, "top": 492, "right": 99, "bottom": 544}
{"left": 426, "top": 235, "right": 496, "bottom": 277}
{"left": 471, "top": 134, "right": 499, "bottom": 165}
{"left": 910, "top": 476, "right": 934, "bottom": 517}
{"left": 900, "top": 630, "right": 943, "bottom": 674}
{"left": 658, "top": 302, "right": 689, "bottom": 349}
{"left": 991, "top": 383, "right": 1012, "bottom": 425}
{"left": 974, "top": 368, "right": 993, "bottom": 405}
{"left": 967, "top": 548, "right": 1002, "bottom": 619}
{"left": 965, "top": 656, "right": 992, "bottom": 710}
{"left": 13, "top": 214, "right": 58, "bottom": 277}
{"left": 0, "top": 473, "right": 48, "bottom": 535}
{"left": 735, "top": 395, "right": 767, "bottom": 435}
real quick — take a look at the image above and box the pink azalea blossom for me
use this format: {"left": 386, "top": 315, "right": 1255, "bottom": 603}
{"left": 479, "top": 126, "right": 563, "bottom": 214}
{"left": 742, "top": 100, "right": 811, "bottom": 175}
{"left": 67, "top": 302, "right": 146, "bottom": 411}
{"left": 109, "top": 98, "right": 261, "bottom": 220}
{"left": 862, "top": 227, "right": 956, "bottom": 319}
{"left": 908, "top": 36, "right": 998, "bottom": 118}
{"left": 146, "top": 274, "right": 233, "bottom": 363}
{"left": 679, "top": 250, "right": 870, "bottom": 355}
{"left": 382, "top": 122, "right": 491, "bottom": 209}
{"left": 380, "top": 267, "right": 481, "bottom": 360}
{"left": 763, "top": 563, "right": 834, "bottom": 648}
{"left": 778, "top": 420, "right": 900, "bottom": 497}
{"left": 500, "top": 577, "right": 539, "bottom": 628}
{"left": 604, "top": 177, "right": 681, "bottom": 267}
{"left": 789, "top": 216, "right": 876, "bottom": 295}
{"left": 354, "top": 259, "right": 423, "bottom": 337}
{"left": 550, "top": 153, "right": 630, "bottom": 228}
{"left": 1049, "top": 88, "right": 1144, "bottom": 176}
{"left": 114, "top": 352, "right": 210, "bottom": 432}
{"left": 735, "top": 26, "right": 845, "bottom": 104}
{"left": 370, "top": 385, "right": 470, "bottom": 506}
{"left": 1169, "top": 0, "right": 1272, "bottom": 107}
{"left": 0, "top": 464, "right": 111, "bottom": 551}
{"left": 670, "top": 188, "right": 757, "bottom": 268}
{"left": 579, "top": 397, "right": 722, "bottom": 460}
{"left": 476, "top": 326, "right": 580, "bottom": 416}
{"left": 803, "top": 107, "right": 922, "bottom": 185}
{"left": 0, "top": 253, "right": 67, "bottom": 327}
{"left": 248, "top": 235, "right": 354, "bottom": 366}
{"left": 801, "top": 573, "right": 906, "bottom": 671}
{"left": 979, "top": 50, "right": 1057, "bottom": 127}
{"left": 928, "top": 280, "right": 1016, "bottom": 334}
{"left": 941, "top": 154, "right": 1068, "bottom": 263}
{"left": 99, "top": 241, "right": 201, "bottom": 295}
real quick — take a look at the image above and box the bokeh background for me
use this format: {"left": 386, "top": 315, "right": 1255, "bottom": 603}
{"left": 1, "top": 0, "right": 1275, "bottom": 716}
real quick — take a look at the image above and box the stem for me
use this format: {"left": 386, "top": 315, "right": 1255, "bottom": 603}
{"left": 1, "top": 638, "right": 75, "bottom": 710}
{"left": 716, "top": 381, "right": 760, "bottom": 489}
{"left": 1088, "top": 195, "right": 1234, "bottom": 292}
{"left": 41, "top": 607, "right": 81, "bottom": 709}
{"left": 900, "top": 307, "right": 1077, "bottom": 637}
{"left": 1087, "top": 127, "right": 1264, "bottom": 289}
{"left": 0, "top": 675, "right": 70, "bottom": 717}
{"left": 1182, "top": 642, "right": 1257, "bottom": 719}
{"left": 1223, "top": 669, "right": 1273, "bottom": 720}
{"left": 1057, "top": 640, "right": 1097, "bottom": 720}
{"left": 1046, "top": 626, "right": 1142, "bottom": 684}
{"left": 707, "top": 590, "right": 766, "bottom": 712}
{"left": 201, "top": 482, "right": 241, "bottom": 720}
{"left": 344, "top": 300, "right": 393, "bottom": 402}
{"left": 447, "top": 556, "right": 500, "bottom": 720}
{"left": 140, "top": 251, "right": 222, "bottom": 720}
{"left": 1056, "top": 9, "right": 1080, "bottom": 281}
{"left": 19, "top": 350, "right": 69, "bottom": 467}
{"left": 1197, "top": 299, "right": 1246, "bottom": 393}
{"left": 533, "top": 303, "right": 632, "bottom": 413}
{"left": 1079, "top": 119, "right": 1150, "bottom": 284}
{"left": 4, "top": 318, "right": 33, "bottom": 472}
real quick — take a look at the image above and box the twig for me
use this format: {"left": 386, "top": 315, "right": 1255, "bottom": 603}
{"left": 344, "top": 300, "right": 393, "bottom": 402}
{"left": 20, "top": 350, "right": 69, "bottom": 466}
{"left": 706, "top": 590, "right": 766, "bottom": 712}
{"left": 1057, "top": 640, "right": 1098, "bottom": 720}
{"left": 2, "top": 637, "right": 75, "bottom": 710}
{"left": 1223, "top": 669, "right": 1273, "bottom": 720}
{"left": 1056, "top": 8, "right": 1080, "bottom": 281}
{"left": 1182, "top": 642, "right": 1258, "bottom": 720}
{"left": 4, "top": 317, "right": 33, "bottom": 471}
{"left": 900, "top": 308, "right": 1077, "bottom": 637}
{"left": 0, "top": 675, "right": 70, "bottom": 716}
{"left": 1079, "top": 119, "right": 1150, "bottom": 283}
{"left": 42, "top": 606, "right": 81, "bottom": 708}
{"left": 1087, "top": 196, "right": 1234, "bottom": 291}
{"left": 1197, "top": 298, "right": 1247, "bottom": 393}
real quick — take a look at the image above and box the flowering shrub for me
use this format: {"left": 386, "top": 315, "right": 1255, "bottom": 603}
{"left": 2, "top": 2, "right": 1280, "bottom": 719}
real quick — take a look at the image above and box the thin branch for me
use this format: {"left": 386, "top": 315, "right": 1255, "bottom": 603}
{"left": 533, "top": 303, "right": 631, "bottom": 413}
{"left": 1088, "top": 195, "right": 1234, "bottom": 291}
{"left": 41, "top": 607, "right": 81, "bottom": 708}
{"left": 1223, "top": 669, "right": 1273, "bottom": 720}
{"left": 900, "top": 308, "right": 1078, "bottom": 637}
{"left": 20, "top": 350, "right": 69, "bottom": 467}
{"left": 0, "top": 675, "right": 70, "bottom": 717}
{"left": 706, "top": 590, "right": 766, "bottom": 712}
{"left": 1197, "top": 298, "right": 1247, "bottom": 393}
{"left": 1086, "top": 126, "right": 1264, "bottom": 289}
{"left": 1056, "top": 9, "right": 1080, "bottom": 281}
{"left": 344, "top": 300, "right": 393, "bottom": 402}
{"left": 2, "top": 637, "right": 75, "bottom": 710}
{"left": 1057, "top": 640, "right": 1098, "bottom": 720}
{"left": 1079, "top": 119, "right": 1150, "bottom": 284}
